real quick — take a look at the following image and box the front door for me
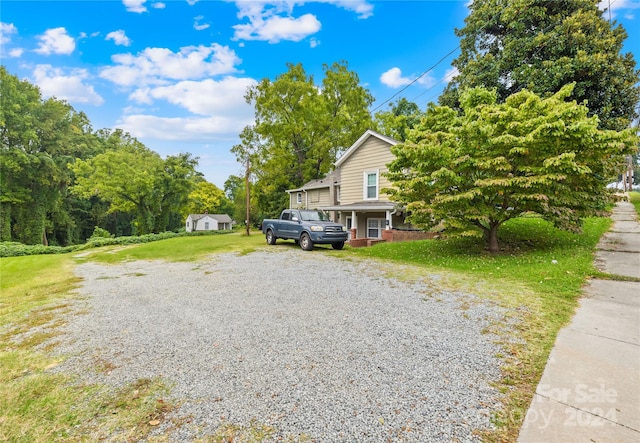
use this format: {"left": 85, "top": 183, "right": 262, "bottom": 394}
{"left": 367, "top": 218, "right": 384, "bottom": 239}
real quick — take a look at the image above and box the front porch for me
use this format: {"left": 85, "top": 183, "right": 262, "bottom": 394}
{"left": 322, "top": 202, "right": 439, "bottom": 248}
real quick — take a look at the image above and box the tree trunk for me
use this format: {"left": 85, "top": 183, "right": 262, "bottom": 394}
{"left": 487, "top": 223, "right": 500, "bottom": 254}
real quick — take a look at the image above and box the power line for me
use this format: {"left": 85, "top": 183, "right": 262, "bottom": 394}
{"left": 371, "top": 45, "right": 460, "bottom": 113}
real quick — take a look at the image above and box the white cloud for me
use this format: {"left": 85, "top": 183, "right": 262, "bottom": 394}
{"left": 380, "top": 67, "right": 412, "bottom": 88}
{"left": 9, "top": 48, "right": 24, "bottom": 57}
{"left": 119, "top": 76, "right": 257, "bottom": 145}
{"left": 443, "top": 66, "right": 459, "bottom": 83}
{"left": 233, "top": 11, "right": 321, "bottom": 43}
{"left": 194, "top": 16, "right": 210, "bottom": 31}
{"left": 100, "top": 44, "right": 242, "bottom": 86}
{"left": 152, "top": 2, "right": 165, "bottom": 9}
{"left": 32, "top": 64, "right": 104, "bottom": 105}
{"left": 1, "top": 22, "right": 17, "bottom": 45}
{"left": 116, "top": 113, "right": 252, "bottom": 142}
{"left": 106, "top": 30, "right": 132, "bottom": 46}
{"left": 232, "top": 1, "right": 348, "bottom": 43}
{"left": 599, "top": 0, "right": 639, "bottom": 19}
{"left": 123, "top": 0, "right": 147, "bottom": 13}
{"left": 310, "top": 37, "right": 320, "bottom": 48}
{"left": 34, "top": 27, "right": 75, "bottom": 55}
{"left": 133, "top": 77, "right": 257, "bottom": 116}
{"left": 380, "top": 67, "right": 437, "bottom": 89}
{"left": 316, "top": 0, "right": 374, "bottom": 19}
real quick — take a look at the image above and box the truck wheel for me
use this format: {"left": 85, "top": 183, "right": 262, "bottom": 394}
{"left": 300, "top": 233, "right": 313, "bottom": 251}
{"left": 266, "top": 229, "right": 277, "bottom": 245}
{"left": 332, "top": 241, "right": 345, "bottom": 250}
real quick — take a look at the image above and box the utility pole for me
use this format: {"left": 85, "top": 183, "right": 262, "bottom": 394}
{"left": 245, "top": 156, "right": 250, "bottom": 236}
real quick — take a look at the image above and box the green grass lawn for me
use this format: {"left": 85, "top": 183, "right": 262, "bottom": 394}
{"left": 629, "top": 191, "right": 640, "bottom": 215}
{"left": 0, "top": 216, "right": 618, "bottom": 442}
{"left": 349, "top": 215, "right": 613, "bottom": 441}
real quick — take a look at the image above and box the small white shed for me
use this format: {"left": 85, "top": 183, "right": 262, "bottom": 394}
{"left": 185, "top": 213, "right": 233, "bottom": 232}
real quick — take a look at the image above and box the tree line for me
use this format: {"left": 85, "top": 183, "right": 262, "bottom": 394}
{"left": 2, "top": 0, "right": 639, "bottom": 250}
{"left": 0, "top": 66, "right": 233, "bottom": 245}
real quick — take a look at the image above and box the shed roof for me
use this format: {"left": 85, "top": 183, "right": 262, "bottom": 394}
{"left": 188, "top": 214, "right": 233, "bottom": 223}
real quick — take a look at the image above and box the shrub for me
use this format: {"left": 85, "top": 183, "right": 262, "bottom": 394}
{"left": 89, "top": 226, "right": 114, "bottom": 239}
{"left": 0, "top": 230, "right": 233, "bottom": 257}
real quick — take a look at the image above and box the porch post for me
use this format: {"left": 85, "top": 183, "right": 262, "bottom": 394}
{"left": 351, "top": 210, "right": 357, "bottom": 239}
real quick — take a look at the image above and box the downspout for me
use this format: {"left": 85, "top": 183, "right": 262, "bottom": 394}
{"left": 388, "top": 208, "right": 397, "bottom": 230}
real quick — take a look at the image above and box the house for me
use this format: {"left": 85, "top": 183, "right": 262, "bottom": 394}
{"left": 287, "top": 129, "right": 432, "bottom": 245}
{"left": 185, "top": 213, "right": 233, "bottom": 232}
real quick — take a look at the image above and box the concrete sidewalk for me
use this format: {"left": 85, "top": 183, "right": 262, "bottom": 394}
{"left": 517, "top": 200, "right": 640, "bottom": 443}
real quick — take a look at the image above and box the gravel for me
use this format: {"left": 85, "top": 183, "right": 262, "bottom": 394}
{"left": 52, "top": 248, "right": 507, "bottom": 442}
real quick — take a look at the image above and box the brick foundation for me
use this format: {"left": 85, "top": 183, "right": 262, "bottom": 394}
{"left": 382, "top": 229, "right": 440, "bottom": 242}
{"left": 348, "top": 230, "right": 439, "bottom": 247}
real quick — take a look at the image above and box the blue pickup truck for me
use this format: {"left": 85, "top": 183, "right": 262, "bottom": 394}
{"left": 261, "top": 209, "right": 348, "bottom": 251}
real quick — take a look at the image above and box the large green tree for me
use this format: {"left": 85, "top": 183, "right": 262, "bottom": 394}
{"left": 71, "top": 132, "right": 198, "bottom": 234}
{"left": 244, "top": 61, "right": 374, "bottom": 217}
{"left": 1, "top": 67, "right": 102, "bottom": 245}
{"left": 386, "top": 85, "right": 637, "bottom": 253}
{"left": 373, "top": 98, "right": 423, "bottom": 142}
{"left": 185, "top": 181, "right": 229, "bottom": 217}
{"left": 441, "top": 0, "right": 640, "bottom": 131}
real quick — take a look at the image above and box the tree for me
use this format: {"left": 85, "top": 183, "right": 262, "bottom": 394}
{"left": 441, "top": 0, "right": 640, "bottom": 131}
{"left": 71, "top": 133, "right": 198, "bottom": 234}
{"left": 373, "top": 98, "right": 424, "bottom": 142}
{"left": 186, "top": 181, "right": 228, "bottom": 216}
{"left": 1, "top": 67, "right": 102, "bottom": 245}
{"left": 386, "top": 85, "right": 637, "bottom": 253}
{"left": 224, "top": 174, "right": 256, "bottom": 227}
{"left": 245, "top": 61, "right": 374, "bottom": 217}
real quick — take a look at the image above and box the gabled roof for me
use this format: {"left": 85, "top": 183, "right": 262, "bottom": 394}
{"left": 187, "top": 214, "right": 233, "bottom": 223}
{"left": 334, "top": 129, "right": 399, "bottom": 168}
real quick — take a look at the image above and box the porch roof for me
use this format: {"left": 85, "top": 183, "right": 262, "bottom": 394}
{"left": 320, "top": 201, "right": 401, "bottom": 212}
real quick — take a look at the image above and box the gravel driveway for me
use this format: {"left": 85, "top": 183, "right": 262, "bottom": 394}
{"left": 55, "top": 249, "right": 506, "bottom": 442}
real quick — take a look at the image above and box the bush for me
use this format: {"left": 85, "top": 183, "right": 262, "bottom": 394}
{"left": 0, "top": 229, "right": 233, "bottom": 257}
{"left": 89, "top": 226, "right": 114, "bottom": 239}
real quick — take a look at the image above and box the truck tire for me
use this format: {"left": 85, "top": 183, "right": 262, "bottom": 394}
{"left": 300, "top": 232, "right": 313, "bottom": 251}
{"left": 332, "top": 241, "right": 345, "bottom": 250}
{"left": 266, "top": 229, "right": 277, "bottom": 245}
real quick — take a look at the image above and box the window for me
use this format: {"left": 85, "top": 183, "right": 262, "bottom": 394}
{"left": 367, "top": 218, "right": 384, "bottom": 238}
{"left": 296, "top": 192, "right": 302, "bottom": 204}
{"left": 336, "top": 186, "right": 341, "bottom": 202}
{"left": 204, "top": 222, "right": 210, "bottom": 230}
{"left": 186, "top": 221, "right": 190, "bottom": 227}
{"left": 364, "top": 171, "right": 378, "bottom": 200}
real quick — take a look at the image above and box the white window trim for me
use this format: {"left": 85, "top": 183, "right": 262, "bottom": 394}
{"left": 363, "top": 170, "right": 379, "bottom": 200}
{"left": 296, "top": 192, "right": 302, "bottom": 204}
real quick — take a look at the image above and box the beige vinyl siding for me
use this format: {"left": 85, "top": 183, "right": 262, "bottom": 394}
{"left": 315, "top": 188, "right": 331, "bottom": 207}
{"left": 339, "top": 137, "right": 396, "bottom": 204}
{"left": 305, "top": 188, "right": 331, "bottom": 208}
{"left": 291, "top": 188, "right": 332, "bottom": 209}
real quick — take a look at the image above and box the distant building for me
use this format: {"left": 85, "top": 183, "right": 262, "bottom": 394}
{"left": 185, "top": 213, "right": 233, "bottom": 232}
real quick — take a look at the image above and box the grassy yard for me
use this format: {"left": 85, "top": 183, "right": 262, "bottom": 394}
{"left": 0, "top": 213, "right": 623, "bottom": 441}
{"left": 629, "top": 190, "right": 640, "bottom": 215}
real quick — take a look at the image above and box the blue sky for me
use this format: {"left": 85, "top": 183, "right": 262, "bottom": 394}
{"left": 1, "top": 0, "right": 639, "bottom": 187}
